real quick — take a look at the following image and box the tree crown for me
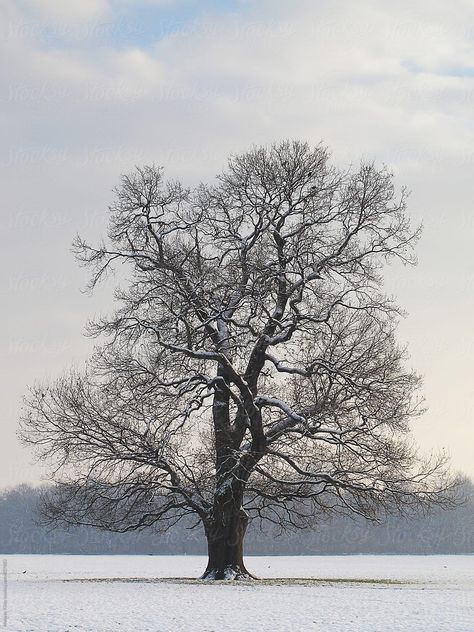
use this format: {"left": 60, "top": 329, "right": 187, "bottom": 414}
{"left": 21, "top": 140, "right": 456, "bottom": 535}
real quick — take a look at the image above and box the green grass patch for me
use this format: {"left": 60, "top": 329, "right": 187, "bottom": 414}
{"left": 64, "top": 576, "right": 408, "bottom": 586}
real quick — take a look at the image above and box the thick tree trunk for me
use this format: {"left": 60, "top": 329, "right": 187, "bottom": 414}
{"left": 201, "top": 507, "right": 254, "bottom": 580}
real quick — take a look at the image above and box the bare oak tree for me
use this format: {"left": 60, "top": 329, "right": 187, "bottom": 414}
{"left": 21, "top": 140, "right": 455, "bottom": 579}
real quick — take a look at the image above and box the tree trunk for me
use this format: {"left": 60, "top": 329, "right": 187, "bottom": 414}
{"left": 201, "top": 506, "right": 254, "bottom": 580}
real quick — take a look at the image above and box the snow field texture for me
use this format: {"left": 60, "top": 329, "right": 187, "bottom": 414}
{"left": 4, "top": 555, "right": 474, "bottom": 632}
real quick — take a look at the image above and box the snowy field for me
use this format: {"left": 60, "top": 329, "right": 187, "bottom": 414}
{"left": 3, "top": 554, "right": 474, "bottom": 631}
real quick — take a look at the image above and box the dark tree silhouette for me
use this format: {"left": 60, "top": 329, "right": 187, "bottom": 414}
{"left": 21, "top": 140, "right": 455, "bottom": 579}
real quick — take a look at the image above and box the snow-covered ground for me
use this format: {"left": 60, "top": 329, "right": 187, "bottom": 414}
{"left": 3, "top": 554, "right": 474, "bottom": 631}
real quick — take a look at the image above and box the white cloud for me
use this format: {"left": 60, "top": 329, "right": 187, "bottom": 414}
{"left": 23, "top": 0, "right": 110, "bottom": 24}
{"left": 139, "top": 0, "right": 186, "bottom": 4}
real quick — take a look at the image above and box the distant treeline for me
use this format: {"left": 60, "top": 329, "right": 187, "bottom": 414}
{"left": 1, "top": 482, "right": 473, "bottom": 555}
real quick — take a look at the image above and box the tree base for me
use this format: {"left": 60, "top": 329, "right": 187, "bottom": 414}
{"left": 200, "top": 564, "right": 257, "bottom": 581}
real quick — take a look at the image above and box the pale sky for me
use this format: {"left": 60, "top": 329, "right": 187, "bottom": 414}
{"left": 1, "top": 0, "right": 473, "bottom": 487}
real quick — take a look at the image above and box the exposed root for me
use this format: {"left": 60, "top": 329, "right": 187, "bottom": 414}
{"left": 200, "top": 565, "right": 258, "bottom": 581}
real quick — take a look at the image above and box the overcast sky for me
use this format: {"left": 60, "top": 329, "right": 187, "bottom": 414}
{"left": 1, "top": 0, "right": 473, "bottom": 487}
